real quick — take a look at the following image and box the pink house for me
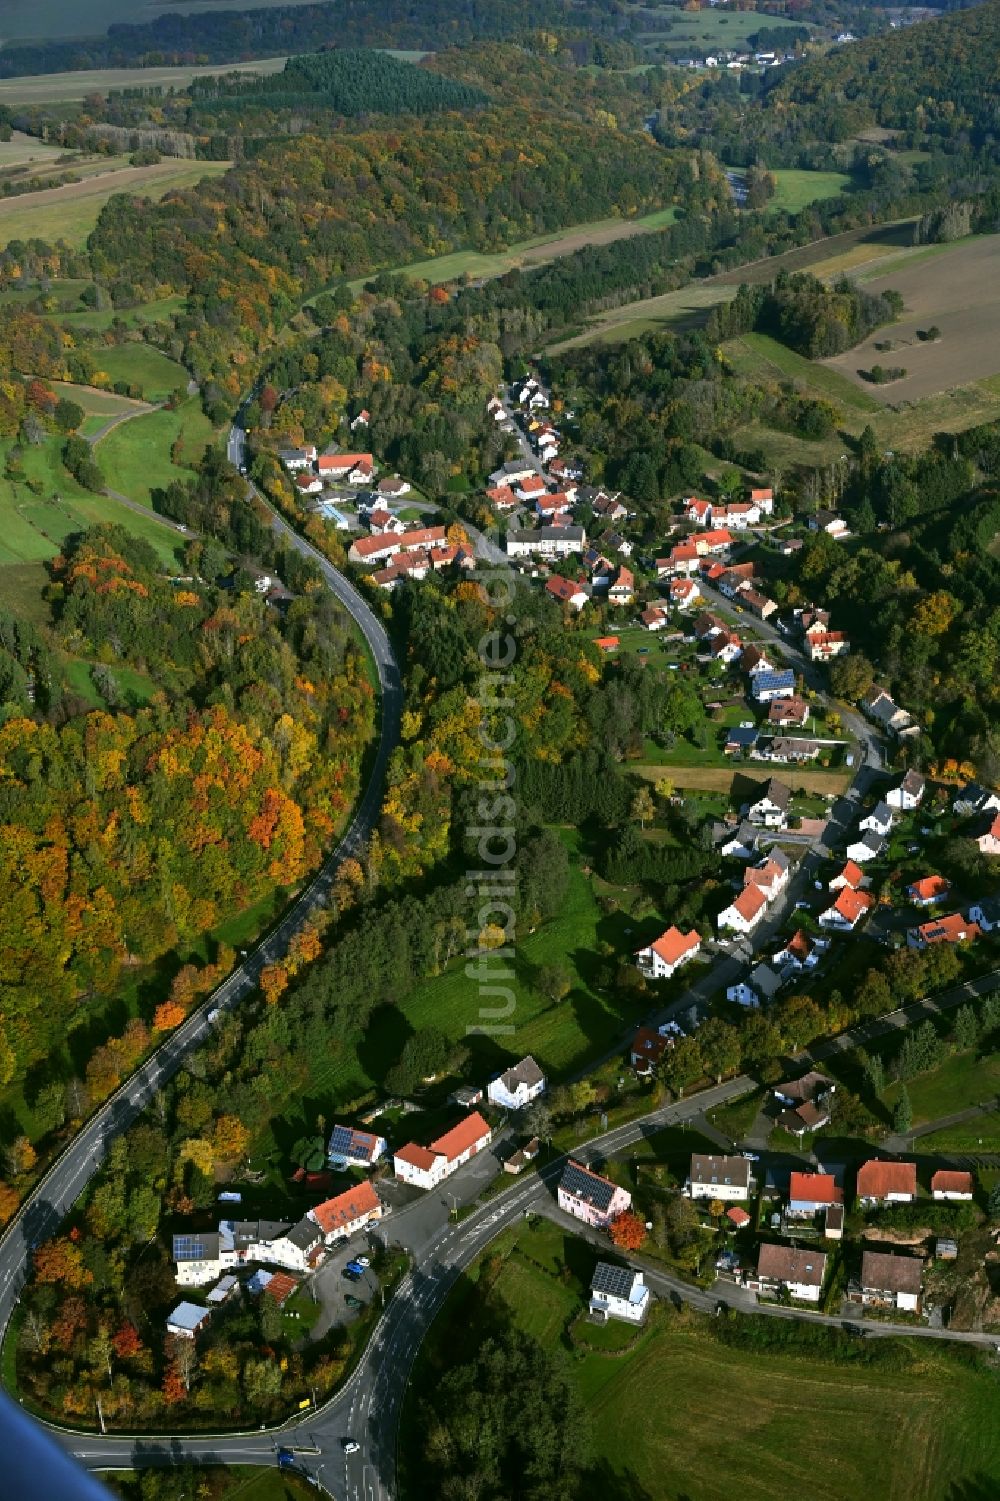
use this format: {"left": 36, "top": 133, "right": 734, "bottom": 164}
{"left": 558, "top": 1159, "right": 631, "bottom": 1229}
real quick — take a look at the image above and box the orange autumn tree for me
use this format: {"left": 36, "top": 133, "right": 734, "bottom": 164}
{"left": 34, "top": 1237, "right": 93, "bottom": 1290}
{"left": 0, "top": 1181, "right": 19, "bottom": 1225}
{"left": 609, "top": 1211, "right": 646, "bottom": 1252}
{"left": 153, "top": 1000, "right": 187, "bottom": 1032}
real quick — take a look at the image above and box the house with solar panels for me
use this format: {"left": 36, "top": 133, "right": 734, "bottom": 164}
{"left": 172, "top": 1215, "right": 324, "bottom": 1287}
{"left": 589, "top": 1262, "right": 650, "bottom": 1324}
{"left": 327, "top": 1123, "right": 387, "bottom": 1170}
{"left": 557, "top": 1159, "right": 632, "bottom": 1230}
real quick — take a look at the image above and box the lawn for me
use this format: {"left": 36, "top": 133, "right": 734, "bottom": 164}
{"left": 883, "top": 1048, "right": 1000, "bottom": 1127}
{"left": 402, "top": 1216, "right": 1000, "bottom": 1501}
{"left": 919, "top": 1113, "right": 1000, "bottom": 1153}
{"left": 0, "top": 159, "right": 230, "bottom": 250}
{"left": 769, "top": 169, "right": 856, "bottom": 215}
{"left": 95, "top": 399, "right": 216, "bottom": 505}
{"left": 0, "top": 436, "right": 185, "bottom": 570}
{"left": 104, "top": 1465, "right": 315, "bottom": 1501}
{"left": 299, "top": 833, "right": 643, "bottom": 1114}
{"left": 86, "top": 345, "right": 190, "bottom": 402}
{"left": 58, "top": 293, "right": 189, "bottom": 334}
{"left": 648, "top": 9, "right": 808, "bottom": 50}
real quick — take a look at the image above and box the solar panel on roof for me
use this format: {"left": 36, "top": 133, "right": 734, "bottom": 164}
{"left": 560, "top": 1159, "right": 616, "bottom": 1212}
{"left": 591, "top": 1262, "right": 636, "bottom": 1298}
{"left": 172, "top": 1234, "right": 213, "bottom": 1261}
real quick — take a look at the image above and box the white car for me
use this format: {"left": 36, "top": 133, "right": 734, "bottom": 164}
{"left": 354, "top": 1255, "right": 371, "bottom": 1268}
{"left": 342, "top": 1439, "right": 360, "bottom": 1455}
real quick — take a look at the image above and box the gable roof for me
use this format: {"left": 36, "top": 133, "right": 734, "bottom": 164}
{"left": 908, "top": 875, "right": 950, "bottom": 902}
{"left": 690, "top": 1153, "right": 751, "bottom": 1189}
{"left": 646, "top": 926, "right": 701, "bottom": 966}
{"left": 495, "top": 1056, "right": 545, "bottom": 1093}
{"left": 591, "top": 1261, "right": 642, "bottom": 1297}
{"left": 263, "top": 1272, "right": 299, "bottom": 1305}
{"left": 913, "top": 912, "right": 980, "bottom": 945}
{"left": 730, "top": 885, "right": 767, "bottom": 923}
{"left": 757, "top": 1242, "right": 827, "bottom": 1287}
{"left": 931, "top": 1169, "right": 973, "bottom": 1195}
{"left": 861, "top": 1250, "right": 921, "bottom": 1295}
{"left": 394, "top": 1142, "right": 438, "bottom": 1172}
{"left": 328, "top": 1124, "right": 383, "bottom": 1164}
{"left": 834, "top": 860, "right": 864, "bottom": 890}
{"left": 829, "top": 887, "right": 872, "bottom": 924}
{"left": 310, "top": 1180, "right": 382, "bottom": 1236}
{"left": 856, "top": 1159, "right": 917, "bottom": 1199}
{"left": 560, "top": 1158, "right": 620, "bottom": 1212}
{"left": 630, "top": 1026, "right": 672, "bottom": 1063}
{"left": 754, "top": 776, "right": 791, "bottom": 810}
{"left": 788, "top": 1171, "right": 841, "bottom": 1205}
{"left": 775, "top": 1071, "right": 834, "bottom": 1103}
{"left": 897, "top": 769, "right": 925, "bottom": 796}
{"left": 431, "top": 1112, "right": 491, "bottom": 1162}
{"left": 753, "top": 670, "right": 796, "bottom": 695}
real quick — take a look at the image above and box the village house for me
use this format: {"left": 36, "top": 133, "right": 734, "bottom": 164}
{"left": 768, "top": 696, "right": 810, "bottom": 728}
{"left": 969, "top": 896, "right": 1000, "bottom": 932}
{"left": 859, "top": 800, "right": 894, "bottom": 838}
{"left": 635, "top": 925, "right": 702, "bottom": 980}
{"left": 856, "top": 1250, "right": 922, "bottom": 1313}
{"left": 787, "top": 1171, "right": 842, "bottom": 1217}
{"left": 608, "top": 566, "right": 635, "bottom": 605}
{"left": 641, "top": 605, "right": 670, "bottom": 632}
{"left": 887, "top": 769, "right": 925, "bottom": 810}
{"left": 377, "top": 475, "right": 412, "bottom": 500}
{"left": 589, "top": 1263, "right": 650, "bottom": 1324}
{"left": 591, "top": 491, "right": 628, "bottom": 523}
{"left": 697, "top": 527, "right": 735, "bottom": 556}
{"left": 975, "top": 812, "right": 1000, "bottom": 856}
{"left": 846, "top": 830, "right": 886, "bottom": 864}
{"left": 682, "top": 496, "right": 714, "bottom": 525}
{"left": 295, "top": 471, "right": 324, "bottom": 496}
{"left": 487, "top": 1056, "right": 546, "bottom": 1111}
{"left": 317, "top": 452, "right": 375, "bottom": 485}
{"left": 819, "top": 886, "right": 873, "bottom": 931}
{"left": 536, "top": 492, "right": 573, "bottom": 522}
{"left": 711, "top": 631, "right": 743, "bottom": 665}
{"left": 856, "top": 1159, "right": 917, "bottom": 1205}
{"left": 749, "top": 486, "right": 774, "bottom": 514}
{"left": 808, "top": 508, "right": 849, "bottom": 539}
{"left": 517, "top": 474, "right": 548, "bottom": 502}
{"left": 759, "top": 736, "right": 821, "bottom": 765}
{"left": 629, "top": 1025, "right": 673, "bottom": 1075}
{"left": 489, "top": 460, "right": 536, "bottom": 488}
{"left": 661, "top": 542, "right": 700, "bottom": 576}
{"left": 806, "top": 630, "right": 850, "bottom": 662}
{"left": 550, "top": 457, "right": 584, "bottom": 483}
{"left": 350, "top": 409, "right": 370, "bottom": 431}
{"left": 718, "top": 883, "right": 768, "bottom": 936}
{"left": 953, "top": 783, "right": 1000, "bottom": 819}
{"left": 746, "top": 776, "right": 791, "bottom": 830}
{"left": 907, "top": 874, "right": 950, "bottom": 906}
{"left": 741, "top": 588, "right": 778, "bottom": 621}
{"left": 545, "top": 575, "right": 589, "bottom": 611}
{"left": 726, "top": 725, "right": 759, "bottom": 756}
{"left": 393, "top": 1113, "right": 493, "bottom": 1192}
{"left": 863, "top": 688, "right": 920, "bottom": 740}
{"left": 172, "top": 1215, "right": 323, "bottom": 1287}
{"left": 718, "top": 820, "right": 759, "bottom": 860}
{"left": 694, "top": 610, "right": 726, "bottom": 641}
{"left": 349, "top": 525, "right": 447, "bottom": 566}
{"left": 741, "top": 644, "right": 773, "bottom": 676}
{"left": 829, "top": 860, "right": 865, "bottom": 892}
{"left": 309, "top": 1180, "right": 384, "bottom": 1243}
{"left": 486, "top": 395, "right": 506, "bottom": 423}
{"left": 689, "top": 1153, "right": 752, "bottom": 1202}
{"left": 772, "top": 929, "right": 827, "bottom": 974}
{"left": 279, "top": 445, "right": 318, "bottom": 472}
{"left": 166, "top": 1302, "right": 212, "bottom": 1340}
{"left": 506, "top": 525, "right": 585, "bottom": 559}
{"left": 717, "top": 563, "right": 757, "bottom": 598}
{"left": 907, "top": 912, "right": 980, "bottom": 950}
{"left": 503, "top": 1138, "right": 540, "bottom": 1175}
{"left": 726, "top": 962, "right": 782, "bottom": 1008}
{"left": 714, "top": 500, "right": 761, "bottom": 530}
{"left": 368, "top": 506, "right": 405, "bottom": 535}
{"left": 558, "top": 1159, "right": 632, "bottom": 1229}
{"left": 774, "top": 1073, "right": 835, "bottom": 1117}
{"left": 486, "top": 484, "right": 519, "bottom": 511}
{"left": 931, "top": 1169, "right": 974, "bottom": 1201}
{"left": 752, "top": 670, "right": 797, "bottom": 704}
{"left": 743, "top": 848, "right": 790, "bottom": 901}
{"left": 327, "top": 1124, "right": 387, "bottom": 1170}
{"left": 751, "top": 1243, "right": 827, "bottom": 1304}
{"left": 669, "top": 577, "right": 701, "bottom": 610}
{"left": 602, "top": 530, "right": 633, "bottom": 558}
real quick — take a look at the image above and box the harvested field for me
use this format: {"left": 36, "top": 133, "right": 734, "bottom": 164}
{"left": 823, "top": 234, "right": 1000, "bottom": 402}
{"left": 0, "top": 130, "right": 70, "bottom": 167}
{"left": 0, "top": 158, "right": 230, "bottom": 248}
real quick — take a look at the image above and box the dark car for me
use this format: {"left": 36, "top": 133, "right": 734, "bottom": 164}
{"left": 342, "top": 1266, "right": 363, "bottom": 1282}
{"left": 277, "top": 1448, "right": 295, "bottom": 1469}
{"left": 344, "top": 1294, "right": 365, "bottom": 1309}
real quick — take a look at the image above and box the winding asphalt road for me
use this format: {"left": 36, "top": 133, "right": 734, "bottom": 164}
{"left": 0, "top": 420, "right": 401, "bottom": 1491}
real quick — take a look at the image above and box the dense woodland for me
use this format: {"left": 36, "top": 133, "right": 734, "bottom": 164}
{"left": 708, "top": 270, "right": 903, "bottom": 357}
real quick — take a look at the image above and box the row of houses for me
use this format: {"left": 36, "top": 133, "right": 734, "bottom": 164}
{"left": 717, "top": 846, "right": 791, "bottom": 936}
{"left": 280, "top": 445, "right": 376, "bottom": 490}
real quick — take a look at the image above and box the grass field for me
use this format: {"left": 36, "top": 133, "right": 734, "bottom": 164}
{"left": 630, "top": 763, "right": 850, "bottom": 795}
{"left": 87, "top": 344, "right": 190, "bottom": 401}
{"left": 0, "top": 436, "right": 184, "bottom": 569}
{"left": 0, "top": 158, "right": 230, "bottom": 249}
{"left": 823, "top": 233, "right": 1000, "bottom": 403}
{"left": 49, "top": 381, "right": 147, "bottom": 437}
{"left": 0, "top": 57, "right": 287, "bottom": 104}
{"left": 94, "top": 398, "right": 215, "bottom": 504}
{"left": 403, "top": 1216, "right": 1000, "bottom": 1501}
{"left": 769, "top": 169, "right": 855, "bottom": 215}
{"left": 338, "top": 206, "right": 680, "bottom": 297}
{"left": 0, "top": 0, "right": 313, "bottom": 42}
{"left": 645, "top": 9, "right": 808, "bottom": 49}
{"left": 883, "top": 1048, "right": 1000, "bottom": 1127}
{"left": 0, "top": 130, "right": 72, "bottom": 168}
{"left": 918, "top": 1113, "right": 1000, "bottom": 1154}
{"left": 104, "top": 1464, "right": 315, "bottom": 1501}
{"left": 724, "top": 332, "right": 880, "bottom": 412}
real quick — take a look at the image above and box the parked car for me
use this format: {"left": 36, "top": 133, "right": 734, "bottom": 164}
{"left": 344, "top": 1294, "right": 365, "bottom": 1309}
{"left": 354, "top": 1255, "right": 371, "bottom": 1268}
{"left": 342, "top": 1267, "right": 363, "bottom": 1282}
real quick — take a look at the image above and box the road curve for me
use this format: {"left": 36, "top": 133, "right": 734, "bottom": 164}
{"left": 0, "top": 421, "right": 401, "bottom": 1463}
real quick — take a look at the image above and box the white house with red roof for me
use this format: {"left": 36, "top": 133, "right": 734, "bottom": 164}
{"left": 787, "top": 1171, "right": 842, "bottom": 1217}
{"left": 683, "top": 496, "right": 713, "bottom": 526}
{"left": 669, "top": 578, "right": 701, "bottom": 610}
{"left": 309, "top": 1181, "right": 383, "bottom": 1243}
{"left": 906, "top": 875, "right": 950, "bottom": 907}
{"left": 660, "top": 542, "right": 700, "bottom": 576}
{"left": 749, "top": 486, "right": 774, "bottom": 514}
{"left": 546, "top": 576, "right": 588, "bottom": 611}
{"left": 829, "top": 860, "right": 865, "bottom": 892}
{"left": 350, "top": 409, "right": 370, "bottom": 431}
{"left": 906, "top": 912, "right": 980, "bottom": 950}
{"left": 931, "top": 1169, "right": 974, "bottom": 1201}
{"left": 976, "top": 812, "right": 1000, "bottom": 855}
{"left": 819, "top": 886, "right": 873, "bottom": 931}
{"left": 608, "top": 566, "right": 635, "bottom": 605}
{"left": 393, "top": 1113, "right": 492, "bottom": 1192}
{"left": 856, "top": 1160, "right": 916, "bottom": 1205}
{"left": 717, "top": 883, "right": 768, "bottom": 935}
{"left": 317, "top": 452, "right": 374, "bottom": 484}
{"left": 641, "top": 605, "right": 670, "bottom": 631}
{"left": 635, "top": 925, "right": 702, "bottom": 981}
{"left": 517, "top": 474, "right": 547, "bottom": 502}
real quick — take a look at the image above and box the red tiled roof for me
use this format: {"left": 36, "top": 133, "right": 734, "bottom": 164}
{"left": 914, "top": 913, "right": 980, "bottom": 945}
{"left": 830, "top": 887, "right": 872, "bottom": 924}
{"left": 727, "top": 1206, "right": 751, "bottom": 1227}
{"left": 732, "top": 886, "right": 767, "bottom": 922}
{"left": 834, "top": 860, "right": 864, "bottom": 890}
{"left": 909, "top": 875, "right": 950, "bottom": 902}
{"left": 700, "top": 528, "right": 734, "bottom": 549}
{"left": 264, "top": 1272, "right": 299, "bottom": 1305}
{"left": 669, "top": 542, "right": 699, "bottom": 563}
{"left": 789, "top": 1171, "right": 841, "bottom": 1206}
{"left": 394, "top": 1142, "right": 438, "bottom": 1172}
{"left": 317, "top": 451, "right": 373, "bottom": 471}
{"left": 856, "top": 1160, "right": 917, "bottom": 1199}
{"left": 930, "top": 1170, "right": 973, "bottom": 1195}
{"left": 648, "top": 926, "right": 700, "bottom": 966}
{"left": 310, "top": 1180, "right": 381, "bottom": 1236}
{"left": 431, "top": 1112, "right": 491, "bottom": 1163}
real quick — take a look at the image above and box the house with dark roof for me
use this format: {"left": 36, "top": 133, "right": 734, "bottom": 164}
{"left": 589, "top": 1263, "right": 649, "bottom": 1324}
{"left": 628, "top": 1026, "right": 673, "bottom": 1075}
{"left": 689, "top": 1153, "right": 751, "bottom": 1202}
{"left": 751, "top": 1243, "right": 828, "bottom": 1303}
{"left": 855, "top": 1250, "right": 922, "bottom": 1312}
{"left": 487, "top": 1056, "right": 546, "bottom": 1111}
{"left": 558, "top": 1159, "right": 632, "bottom": 1229}
{"left": 752, "top": 670, "right": 796, "bottom": 704}
{"left": 747, "top": 777, "right": 791, "bottom": 829}
{"left": 887, "top": 769, "right": 925, "bottom": 811}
